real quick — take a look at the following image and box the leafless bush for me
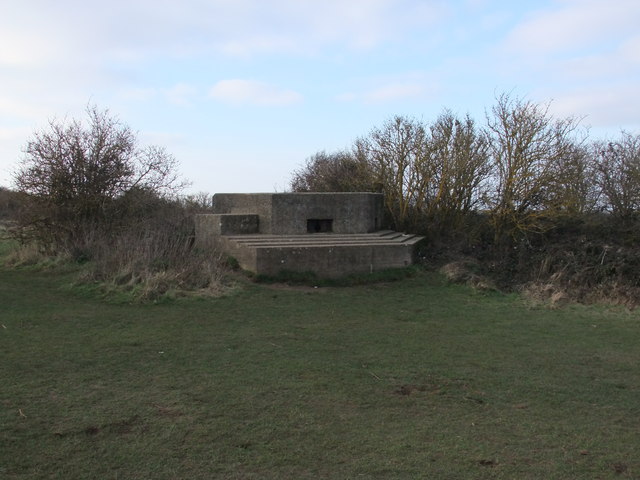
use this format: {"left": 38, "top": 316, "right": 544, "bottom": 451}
{"left": 294, "top": 112, "right": 491, "bottom": 235}
{"left": 593, "top": 131, "right": 640, "bottom": 221}
{"left": 80, "top": 201, "right": 228, "bottom": 299}
{"left": 13, "top": 105, "right": 187, "bottom": 254}
{"left": 423, "top": 111, "right": 491, "bottom": 232}
{"left": 290, "top": 150, "right": 377, "bottom": 193}
{"left": 354, "top": 115, "right": 429, "bottom": 230}
{"left": 484, "top": 93, "right": 584, "bottom": 243}
{"left": 0, "top": 187, "right": 23, "bottom": 221}
{"left": 4, "top": 105, "right": 229, "bottom": 298}
{"left": 285, "top": 94, "right": 640, "bottom": 304}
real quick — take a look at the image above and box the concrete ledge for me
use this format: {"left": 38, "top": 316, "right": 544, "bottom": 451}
{"left": 195, "top": 214, "right": 258, "bottom": 246}
{"left": 225, "top": 231, "right": 423, "bottom": 248}
{"left": 253, "top": 243, "right": 418, "bottom": 277}
{"left": 221, "top": 231, "right": 425, "bottom": 277}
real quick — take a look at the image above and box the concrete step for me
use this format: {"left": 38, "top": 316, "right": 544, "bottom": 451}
{"left": 228, "top": 233, "right": 424, "bottom": 248}
{"left": 250, "top": 241, "right": 423, "bottom": 249}
{"left": 237, "top": 239, "right": 424, "bottom": 249}
{"left": 224, "top": 230, "right": 398, "bottom": 241}
{"left": 216, "top": 229, "right": 425, "bottom": 278}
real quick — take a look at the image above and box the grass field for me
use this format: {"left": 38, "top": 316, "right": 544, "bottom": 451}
{"left": 1, "top": 256, "right": 639, "bottom": 478}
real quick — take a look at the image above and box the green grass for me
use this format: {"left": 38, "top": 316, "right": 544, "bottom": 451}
{"left": 254, "top": 265, "right": 421, "bottom": 287}
{"left": 0, "top": 225, "right": 16, "bottom": 258}
{"left": 1, "top": 259, "right": 639, "bottom": 478}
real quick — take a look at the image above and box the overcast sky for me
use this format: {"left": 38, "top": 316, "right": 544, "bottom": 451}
{"left": 1, "top": 0, "right": 639, "bottom": 193}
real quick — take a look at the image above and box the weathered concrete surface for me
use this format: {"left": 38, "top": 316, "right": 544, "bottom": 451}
{"left": 196, "top": 192, "right": 423, "bottom": 277}
{"left": 195, "top": 214, "right": 258, "bottom": 239}
{"left": 222, "top": 231, "right": 424, "bottom": 277}
{"left": 212, "top": 193, "right": 383, "bottom": 234}
{"left": 212, "top": 194, "right": 274, "bottom": 233}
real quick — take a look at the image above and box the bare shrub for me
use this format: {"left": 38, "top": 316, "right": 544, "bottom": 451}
{"left": 5, "top": 105, "right": 228, "bottom": 299}
{"left": 13, "top": 105, "right": 186, "bottom": 255}
{"left": 0, "top": 187, "right": 23, "bottom": 221}
{"left": 83, "top": 201, "right": 228, "bottom": 300}
{"left": 593, "top": 131, "right": 640, "bottom": 222}
{"left": 354, "top": 115, "right": 429, "bottom": 230}
{"left": 290, "top": 150, "right": 376, "bottom": 193}
{"left": 485, "top": 93, "right": 583, "bottom": 243}
{"left": 284, "top": 94, "right": 639, "bottom": 305}
{"left": 424, "top": 111, "right": 491, "bottom": 233}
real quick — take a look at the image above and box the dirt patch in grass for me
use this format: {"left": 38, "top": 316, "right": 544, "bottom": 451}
{"left": 54, "top": 416, "right": 146, "bottom": 439}
{"left": 439, "top": 260, "right": 496, "bottom": 291}
{"left": 262, "top": 282, "right": 331, "bottom": 293}
{"left": 152, "top": 403, "right": 183, "bottom": 418}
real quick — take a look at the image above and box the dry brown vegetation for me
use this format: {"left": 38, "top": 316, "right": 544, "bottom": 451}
{"left": 4, "top": 106, "right": 228, "bottom": 300}
{"left": 3, "top": 95, "right": 639, "bottom": 304}
{"left": 291, "top": 94, "right": 640, "bottom": 306}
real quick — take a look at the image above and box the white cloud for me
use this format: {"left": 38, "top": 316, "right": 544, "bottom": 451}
{"left": 0, "top": 28, "right": 61, "bottom": 68}
{"left": 0, "top": 97, "right": 50, "bottom": 121}
{"left": 164, "top": 84, "right": 198, "bottom": 106}
{"left": 504, "top": 0, "right": 640, "bottom": 56}
{"left": 557, "top": 41, "right": 640, "bottom": 82}
{"left": 492, "top": 0, "right": 640, "bottom": 124}
{"left": 337, "top": 75, "right": 436, "bottom": 104}
{"left": 209, "top": 79, "right": 302, "bottom": 106}
{"left": 363, "top": 83, "right": 426, "bottom": 103}
{"left": 618, "top": 35, "right": 640, "bottom": 64}
{"left": 139, "top": 130, "right": 188, "bottom": 149}
{"left": 0, "top": 126, "right": 32, "bottom": 186}
{"left": 0, "top": 0, "right": 446, "bottom": 65}
{"left": 118, "top": 84, "right": 198, "bottom": 106}
{"left": 118, "top": 88, "right": 159, "bottom": 102}
{"left": 0, "top": 127, "right": 30, "bottom": 141}
{"left": 550, "top": 84, "right": 640, "bottom": 130}
{"left": 206, "top": 0, "right": 447, "bottom": 55}
{"left": 216, "top": 35, "right": 300, "bottom": 57}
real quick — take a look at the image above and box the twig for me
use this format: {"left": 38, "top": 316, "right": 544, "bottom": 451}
{"left": 18, "top": 409, "right": 27, "bottom": 418}
{"left": 601, "top": 245, "right": 610, "bottom": 265}
{"left": 369, "top": 371, "right": 381, "bottom": 381}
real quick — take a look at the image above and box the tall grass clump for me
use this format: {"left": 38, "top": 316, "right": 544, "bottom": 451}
{"left": 85, "top": 201, "right": 227, "bottom": 300}
{"left": 5, "top": 190, "right": 229, "bottom": 300}
{"left": 77, "top": 194, "right": 229, "bottom": 300}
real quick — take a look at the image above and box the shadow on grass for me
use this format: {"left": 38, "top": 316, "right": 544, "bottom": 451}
{"left": 253, "top": 265, "right": 423, "bottom": 287}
